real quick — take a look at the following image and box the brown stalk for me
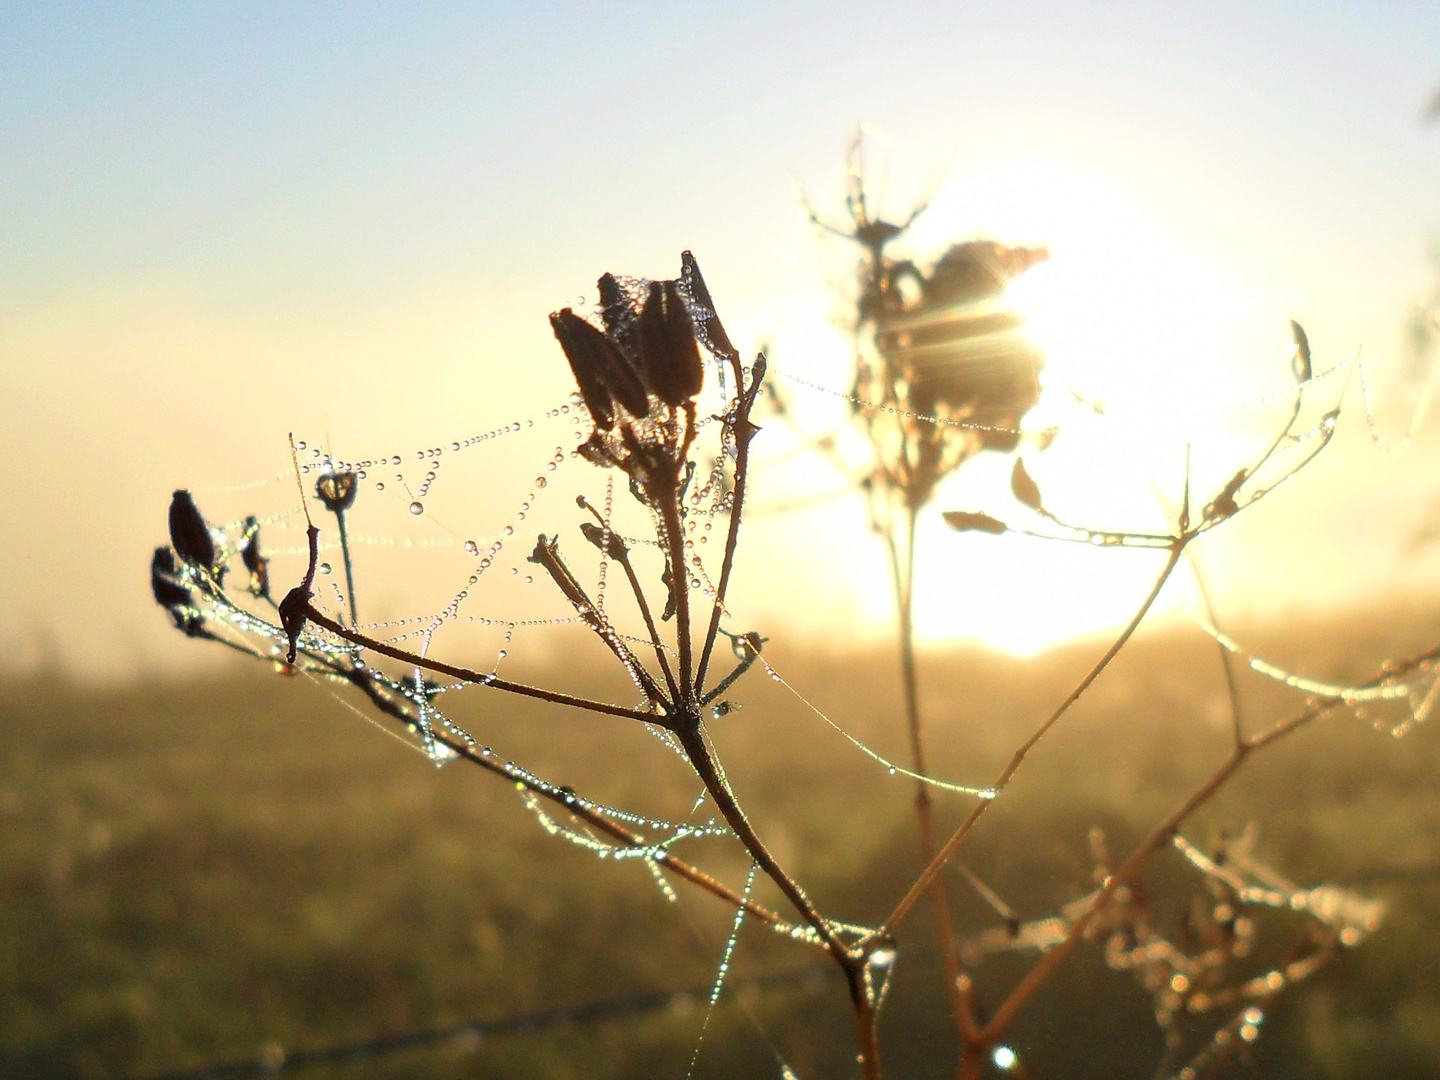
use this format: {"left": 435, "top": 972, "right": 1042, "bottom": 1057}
{"left": 882, "top": 538, "right": 1188, "bottom": 938}
{"left": 958, "top": 640, "right": 1440, "bottom": 1065}
{"left": 325, "top": 657, "right": 797, "bottom": 936}
{"left": 301, "top": 606, "right": 659, "bottom": 724}
{"left": 695, "top": 351, "right": 766, "bottom": 694}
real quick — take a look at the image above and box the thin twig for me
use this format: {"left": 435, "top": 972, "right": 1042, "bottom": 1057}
{"left": 881, "top": 539, "right": 1188, "bottom": 938}
{"left": 302, "top": 606, "right": 660, "bottom": 724}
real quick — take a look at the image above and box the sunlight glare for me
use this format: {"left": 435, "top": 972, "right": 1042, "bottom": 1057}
{"left": 762, "top": 162, "right": 1289, "bottom": 657}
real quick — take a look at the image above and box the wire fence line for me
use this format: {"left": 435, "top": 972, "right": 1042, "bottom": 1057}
{"left": 124, "top": 964, "right": 838, "bottom": 1080}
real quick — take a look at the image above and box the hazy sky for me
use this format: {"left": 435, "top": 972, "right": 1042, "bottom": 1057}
{"left": 3, "top": 2, "right": 1439, "bottom": 679}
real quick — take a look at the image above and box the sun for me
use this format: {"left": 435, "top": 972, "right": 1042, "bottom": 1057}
{"left": 757, "top": 162, "right": 1283, "bottom": 657}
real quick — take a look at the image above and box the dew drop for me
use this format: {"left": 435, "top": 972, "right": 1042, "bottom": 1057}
{"left": 295, "top": 440, "right": 307, "bottom": 451}
{"left": 497, "top": 649, "right": 508, "bottom": 659}
{"left": 524, "top": 575, "right": 533, "bottom": 584}
{"left": 464, "top": 540, "right": 479, "bottom": 556}
{"left": 374, "top": 481, "right": 385, "bottom": 492}
{"left": 536, "top": 476, "right": 548, "bottom": 488}
{"left": 410, "top": 501, "right": 425, "bottom": 516}
{"left": 319, "top": 562, "right": 332, "bottom": 575}
{"left": 391, "top": 455, "right": 402, "bottom": 466}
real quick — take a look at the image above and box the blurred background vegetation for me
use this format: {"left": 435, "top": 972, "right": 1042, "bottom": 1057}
{"left": 7, "top": 606, "right": 1440, "bottom": 1079}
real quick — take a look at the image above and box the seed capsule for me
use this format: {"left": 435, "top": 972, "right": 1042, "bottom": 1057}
{"left": 550, "top": 309, "right": 616, "bottom": 429}
{"left": 315, "top": 471, "right": 358, "bottom": 513}
{"left": 168, "top": 490, "right": 216, "bottom": 570}
{"left": 150, "top": 547, "right": 191, "bottom": 608}
{"left": 637, "top": 279, "right": 703, "bottom": 407}
{"left": 680, "top": 251, "right": 737, "bottom": 360}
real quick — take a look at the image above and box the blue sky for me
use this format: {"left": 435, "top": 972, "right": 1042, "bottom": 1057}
{"left": 2, "top": 2, "right": 1438, "bottom": 676}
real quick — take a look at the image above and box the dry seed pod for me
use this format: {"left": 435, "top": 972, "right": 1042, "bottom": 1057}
{"left": 680, "top": 250, "right": 737, "bottom": 360}
{"left": 1290, "top": 319, "right": 1312, "bottom": 383}
{"left": 315, "top": 471, "right": 358, "bottom": 513}
{"left": 943, "top": 510, "right": 1009, "bottom": 535}
{"left": 566, "top": 299, "right": 650, "bottom": 418}
{"left": 278, "top": 586, "right": 309, "bottom": 664}
{"left": 579, "top": 520, "right": 629, "bottom": 560}
{"left": 168, "top": 490, "right": 217, "bottom": 570}
{"left": 551, "top": 309, "right": 618, "bottom": 429}
{"left": 150, "top": 547, "right": 191, "bottom": 608}
{"left": 637, "top": 279, "right": 704, "bottom": 407}
{"left": 596, "top": 273, "right": 633, "bottom": 343}
{"left": 1010, "top": 458, "right": 1043, "bottom": 511}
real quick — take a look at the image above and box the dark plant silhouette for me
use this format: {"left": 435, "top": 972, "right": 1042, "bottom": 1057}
{"left": 150, "top": 217, "right": 1440, "bottom": 1078}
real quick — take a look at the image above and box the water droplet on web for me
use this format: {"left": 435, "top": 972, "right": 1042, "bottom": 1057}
{"left": 319, "top": 562, "right": 332, "bottom": 575}
{"left": 536, "top": 476, "right": 548, "bottom": 487}
{"left": 391, "top": 455, "right": 402, "bottom": 466}
{"left": 868, "top": 944, "right": 897, "bottom": 969}
{"left": 295, "top": 441, "right": 307, "bottom": 451}
{"left": 497, "top": 649, "right": 508, "bottom": 659}
{"left": 464, "top": 540, "right": 479, "bottom": 556}
{"left": 410, "top": 501, "right": 425, "bottom": 515}
{"left": 524, "top": 575, "right": 533, "bottom": 584}
{"left": 374, "top": 482, "right": 385, "bottom": 491}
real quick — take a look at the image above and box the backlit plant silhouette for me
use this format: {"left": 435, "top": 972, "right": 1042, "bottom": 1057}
{"left": 152, "top": 223, "right": 1440, "bottom": 1077}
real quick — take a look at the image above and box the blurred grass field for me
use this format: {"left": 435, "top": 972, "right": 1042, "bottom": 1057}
{"left": 5, "top": 603, "right": 1440, "bottom": 1079}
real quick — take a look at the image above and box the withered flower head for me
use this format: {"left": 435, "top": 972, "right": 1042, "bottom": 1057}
{"left": 169, "top": 490, "right": 218, "bottom": 571}
{"left": 873, "top": 240, "right": 1050, "bottom": 453}
{"left": 315, "top": 471, "right": 358, "bottom": 514}
{"left": 551, "top": 254, "right": 732, "bottom": 481}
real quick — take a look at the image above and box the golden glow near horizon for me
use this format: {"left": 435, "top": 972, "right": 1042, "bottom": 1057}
{"left": 3, "top": 5, "right": 1437, "bottom": 678}
{"left": 753, "top": 164, "right": 1323, "bottom": 657}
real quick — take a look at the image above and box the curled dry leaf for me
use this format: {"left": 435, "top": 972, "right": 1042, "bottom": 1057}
{"left": 1290, "top": 319, "right": 1312, "bottom": 383}
{"left": 579, "top": 520, "right": 629, "bottom": 560}
{"left": 943, "top": 510, "right": 1009, "bottom": 535}
{"left": 1205, "top": 468, "right": 1249, "bottom": 522}
{"left": 1010, "top": 458, "right": 1043, "bottom": 511}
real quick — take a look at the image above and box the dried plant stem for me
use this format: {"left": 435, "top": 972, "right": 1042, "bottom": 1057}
{"left": 660, "top": 483, "right": 696, "bottom": 704}
{"left": 695, "top": 352, "right": 765, "bottom": 692}
{"left": 1189, "top": 555, "right": 1246, "bottom": 748}
{"left": 301, "top": 606, "right": 658, "bottom": 723}
{"left": 676, "top": 723, "right": 843, "bottom": 954}
{"left": 956, "top": 639, "right": 1440, "bottom": 1071}
{"left": 330, "top": 662, "right": 798, "bottom": 936}
{"left": 886, "top": 507, "right": 968, "bottom": 1032}
{"left": 334, "top": 507, "right": 358, "bottom": 626}
{"left": 882, "top": 540, "right": 1188, "bottom": 938}
{"left": 615, "top": 552, "right": 683, "bottom": 705}
{"left": 675, "top": 719, "right": 883, "bottom": 1079}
